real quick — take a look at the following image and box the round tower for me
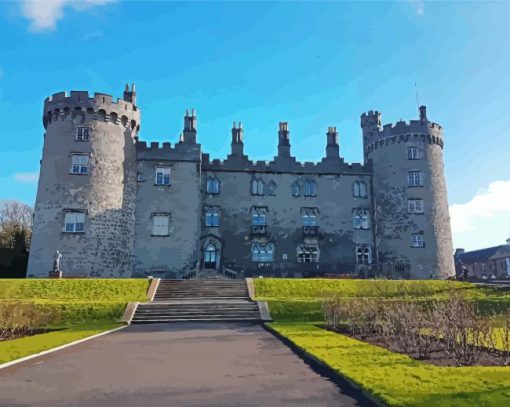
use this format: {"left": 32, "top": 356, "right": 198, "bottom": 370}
{"left": 361, "top": 106, "right": 454, "bottom": 279}
{"left": 27, "top": 86, "right": 141, "bottom": 277}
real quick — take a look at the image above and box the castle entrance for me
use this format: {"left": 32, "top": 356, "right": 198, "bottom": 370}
{"left": 202, "top": 238, "right": 221, "bottom": 270}
{"left": 204, "top": 244, "right": 217, "bottom": 269}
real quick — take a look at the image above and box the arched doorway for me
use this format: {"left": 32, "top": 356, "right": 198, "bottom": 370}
{"left": 202, "top": 238, "right": 221, "bottom": 269}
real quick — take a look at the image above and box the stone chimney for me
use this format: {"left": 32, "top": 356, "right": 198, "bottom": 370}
{"left": 278, "top": 122, "right": 290, "bottom": 157}
{"left": 506, "top": 238, "right": 510, "bottom": 246}
{"left": 325, "top": 126, "right": 339, "bottom": 159}
{"left": 183, "top": 108, "right": 197, "bottom": 144}
{"left": 419, "top": 105, "right": 427, "bottom": 123}
{"left": 123, "top": 83, "right": 137, "bottom": 105}
{"left": 231, "top": 121, "right": 244, "bottom": 156}
{"left": 454, "top": 248, "right": 465, "bottom": 257}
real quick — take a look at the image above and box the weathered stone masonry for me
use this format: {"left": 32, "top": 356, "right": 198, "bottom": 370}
{"left": 27, "top": 87, "right": 455, "bottom": 279}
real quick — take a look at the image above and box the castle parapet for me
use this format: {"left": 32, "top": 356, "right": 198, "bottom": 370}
{"left": 43, "top": 90, "right": 141, "bottom": 130}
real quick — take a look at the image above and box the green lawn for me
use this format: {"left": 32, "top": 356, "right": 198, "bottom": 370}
{"left": 254, "top": 278, "right": 501, "bottom": 301}
{"left": 257, "top": 279, "right": 510, "bottom": 406}
{"left": 0, "top": 279, "right": 149, "bottom": 302}
{"left": 269, "top": 323, "right": 510, "bottom": 407}
{"left": 0, "top": 322, "right": 122, "bottom": 365}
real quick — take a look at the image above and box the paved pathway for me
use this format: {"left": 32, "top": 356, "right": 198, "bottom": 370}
{"left": 0, "top": 323, "right": 362, "bottom": 407}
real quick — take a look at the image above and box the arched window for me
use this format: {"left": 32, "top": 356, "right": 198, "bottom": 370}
{"left": 251, "top": 178, "right": 265, "bottom": 196}
{"left": 267, "top": 181, "right": 277, "bottom": 196}
{"left": 304, "top": 180, "right": 317, "bottom": 197}
{"left": 291, "top": 181, "right": 300, "bottom": 197}
{"left": 359, "top": 182, "right": 366, "bottom": 197}
{"left": 353, "top": 181, "right": 360, "bottom": 197}
{"left": 356, "top": 246, "right": 371, "bottom": 264}
{"left": 207, "top": 177, "right": 220, "bottom": 194}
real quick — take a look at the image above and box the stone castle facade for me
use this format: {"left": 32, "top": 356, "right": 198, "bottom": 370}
{"left": 27, "top": 85, "right": 455, "bottom": 279}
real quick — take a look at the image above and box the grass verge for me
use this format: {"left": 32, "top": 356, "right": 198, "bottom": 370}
{"left": 0, "top": 322, "right": 122, "bottom": 365}
{"left": 268, "top": 322, "right": 510, "bottom": 407}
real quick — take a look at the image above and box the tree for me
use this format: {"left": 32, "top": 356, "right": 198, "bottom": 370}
{"left": 0, "top": 201, "right": 33, "bottom": 278}
{"left": 0, "top": 201, "right": 33, "bottom": 249}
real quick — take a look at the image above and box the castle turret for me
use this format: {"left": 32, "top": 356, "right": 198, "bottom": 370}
{"left": 361, "top": 106, "right": 454, "bottom": 279}
{"left": 27, "top": 88, "right": 141, "bottom": 277}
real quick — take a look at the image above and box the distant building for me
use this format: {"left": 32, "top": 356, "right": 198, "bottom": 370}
{"left": 454, "top": 239, "right": 510, "bottom": 280}
{"left": 27, "top": 86, "right": 455, "bottom": 279}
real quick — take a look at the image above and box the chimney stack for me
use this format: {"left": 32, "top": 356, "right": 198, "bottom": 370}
{"left": 123, "top": 83, "right": 137, "bottom": 105}
{"left": 231, "top": 121, "right": 244, "bottom": 156}
{"left": 278, "top": 122, "right": 290, "bottom": 157}
{"left": 183, "top": 108, "right": 197, "bottom": 144}
{"left": 325, "top": 126, "right": 339, "bottom": 159}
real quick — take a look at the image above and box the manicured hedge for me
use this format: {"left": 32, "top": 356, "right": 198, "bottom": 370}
{"left": 269, "top": 323, "right": 510, "bottom": 407}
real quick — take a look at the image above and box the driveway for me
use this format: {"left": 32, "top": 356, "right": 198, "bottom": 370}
{"left": 0, "top": 323, "right": 363, "bottom": 406}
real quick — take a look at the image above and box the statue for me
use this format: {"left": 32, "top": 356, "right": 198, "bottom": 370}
{"left": 50, "top": 250, "right": 63, "bottom": 278}
{"left": 53, "top": 250, "right": 62, "bottom": 272}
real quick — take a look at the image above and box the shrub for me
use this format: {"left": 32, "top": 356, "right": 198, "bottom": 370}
{"left": 0, "top": 302, "right": 53, "bottom": 339}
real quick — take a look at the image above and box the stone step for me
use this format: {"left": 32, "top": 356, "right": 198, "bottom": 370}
{"left": 134, "top": 312, "right": 261, "bottom": 318}
{"left": 131, "top": 317, "right": 261, "bottom": 324}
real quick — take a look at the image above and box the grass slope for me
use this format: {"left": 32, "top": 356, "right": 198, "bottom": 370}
{"left": 269, "top": 323, "right": 510, "bottom": 407}
{"left": 0, "top": 322, "right": 121, "bottom": 365}
{"left": 0, "top": 279, "right": 149, "bottom": 301}
{"left": 254, "top": 278, "right": 495, "bottom": 300}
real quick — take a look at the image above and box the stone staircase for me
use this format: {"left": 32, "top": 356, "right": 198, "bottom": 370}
{"left": 131, "top": 279, "right": 262, "bottom": 324}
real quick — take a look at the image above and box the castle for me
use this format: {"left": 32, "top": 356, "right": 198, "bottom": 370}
{"left": 27, "top": 85, "right": 455, "bottom": 279}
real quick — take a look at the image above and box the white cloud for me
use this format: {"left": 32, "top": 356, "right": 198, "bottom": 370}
{"left": 20, "top": 0, "right": 114, "bottom": 32}
{"left": 450, "top": 180, "right": 510, "bottom": 249}
{"left": 13, "top": 172, "right": 39, "bottom": 183}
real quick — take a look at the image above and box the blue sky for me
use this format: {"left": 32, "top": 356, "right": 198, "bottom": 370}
{"left": 0, "top": 0, "right": 509, "bottom": 251}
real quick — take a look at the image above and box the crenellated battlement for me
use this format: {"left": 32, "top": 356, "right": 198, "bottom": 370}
{"left": 364, "top": 132, "right": 444, "bottom": 156}
{"left": 43, "top": 90, "right": 141, "bottom": 130}
{"left": 200, "top": 150, "right": 368, "bottom": 174}
{"left": 361, "top": 106, "right": 444, "bottom": 155}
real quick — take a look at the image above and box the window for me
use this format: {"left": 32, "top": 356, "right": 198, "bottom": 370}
{"left": 353, "top": 209, "right": 370, "bottom": 229}
{"left": 152, "top": 215, "right": 170, "bottom": 236}
{"left": 291, "top": 181, "right": 300, "bottom": 197}
{"left": 356, "top": 246, "right": 371, "bottom": 265}
{"left": 411, "top": 233, "right": 424, "bottom": 247}
{"left": 251, "top": 243, "right": 274, "bottom": 262}
{"left": 304, "top": 180, "right": 317, "bottom": 197}
{"left": 353, "top": 181, "right": 367, "bottom": 198}
{"left": 408, "top": 171, "right": 423, "bottom": 187}
{"left": 297, "top": 245, "right": 319, "bottom": 263}
{"left": 63, "top": 212, "right": 85, "bottom": 233}
{"left": 407, "top": 147, "right": 419, "bottom": 160}
{"left": 70, "top": 154, "right": 89, "bottom": 174}
{"left": 408, "top": 199, "right": 424, "bottom": 213}
{"left": 205, "top": 207, "right": 220, "bottom": 227}
{"left": 301, "top": 207, "right": 318, "bottom": 226}
{"left": 76, "top": 127, "right": 90, "bottom": 141}
{"left": 251, "top": 207, "right": 267, "bottom": 225}
{"left": 267, "top": 181, "right": 277, "bottom": 196}
{"left": 206, "top": 177, "right": 220, "bottom": 194}
{"left": 155, "top": 167, "right": 171, "bottom": 185}
{"left": 251, "top": 178, "right": 265, "bottom": 195}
